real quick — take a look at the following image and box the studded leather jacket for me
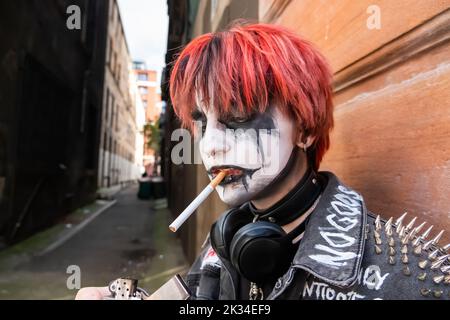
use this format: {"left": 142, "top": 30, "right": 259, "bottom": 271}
{"left": 184, "top": 172, "right": 449, "bottom": 300}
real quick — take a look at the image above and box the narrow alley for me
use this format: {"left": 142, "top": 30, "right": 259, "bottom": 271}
{"left": 0, "top": 185, "right": 188, "bottom": 299}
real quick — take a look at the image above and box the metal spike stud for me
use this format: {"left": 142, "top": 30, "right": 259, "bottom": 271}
{"left": 417, "top": 272, "right": 427, "bottom": 281}
{"left": 413, "top": 225, "right": 433, "bottom": 247}
{"left": 385, "top": 217, "right": 393, "bottom": 235}
{"left": 442, "top": 243, "right": 450, "bottom": 251}
{"left": 423, "top": 240, "right": 434, "bottom": 251}
{"left": 403, "top": 266, "right": 411, "bottom": 276}
{"left": 437, "top": 253, "right": 449, "bottom": 262}
{"left": 389, "top": 237, "right": 395, "bottom": 247}
{"left": 375, "top": 245, "right": 382, "bottom": 255}
{"left": 386, "top": 226, "right": 393, "bottom": 237}
{"left": 410, "top": 222, "right": 426, "bottom": 240}
{"left": 405, "top": 217, "right": 417, "bottom": 232}
{"left": 423, "top": 230, "right": 444, "bottom": 251}
{"left": 418, "top": 260, "right": 428, "bottom": 269}
{"left": 389, "top": 247, "right": 396, "bottom": 256}
{"left": 420, "top": 288, "right": 430, "bottom": 297}
{"left": 374, "top": 230, "right": 381, "bottom": 239}
{"left": 420, "top": 225, "right": 434, "bottom": 240}
{"left": 395, "top": 212, "right": 408, "bottom": 233}
{"left": 401, "top": 233, "right": 411, "bottom": 245}
{"left": 431, "top": 230, "right": 444, "bottom": 244}
{"left": 389, "top": 256, "right": 396, "bottom": 265}
{"left": 402, "top": 254, "right": 409, "bottom": 264}
{"left": 433, "top": 290, "right": 443, "bottom": 299}
{"left": 440, "top": 265, "right": 450, "bottom": 274}
{"left": 375, "top": 215, "right": 381, "bottom": 231}
{"left": 401, "top": 245, "right": 408, "bottom": 254}
{"left": 375, "top": 237, "right": 382, "bottom": 245}
{"left": 428, "top": 249, "right": 440, "bottom": 261}
{"left": 385, "top": 217, "right": 393, "bottom": 229}
{"left": 444, "top": 275, "right": 450, "bottom": 284}
{"left": 399, "top": 226, "right": 406, "bottom": 238}
{"left": 433, "top": 275, "right": 444, "bottom": 284}
{"left": 414, "top": 244, "right": 422, "bottom": 256}
{"left": 431, "top": 254, "right": 449, "bottom": 270}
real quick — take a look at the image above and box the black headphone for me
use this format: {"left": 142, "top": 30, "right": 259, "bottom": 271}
{"left": 210, "top": 168, "right": 322, "bottom": 284}
{"left": 210, "top": 205, "right": 307, "bottom": 283}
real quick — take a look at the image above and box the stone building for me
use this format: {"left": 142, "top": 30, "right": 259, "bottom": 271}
{"left": 132, "top": 61, "right": 163, "bottom": 174}
{"left": 97, "top": 0, "right": 142, "bottom": 189}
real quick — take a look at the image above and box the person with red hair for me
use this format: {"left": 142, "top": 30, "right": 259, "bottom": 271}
{"left": 170, "top": 22, "right": 333, "bottom": 209}
{"left": 77, "top": 22, "right": 448, "bottom": 301}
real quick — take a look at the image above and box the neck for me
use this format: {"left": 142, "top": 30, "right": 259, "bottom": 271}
{"left": 251, "top": 150, "right": 308, "bottom": 210}
{"left": 247, "top": 152, "right": 322, "bottom": 226}
{"left": 282, "top": 194, "right": 320, "bottom": 244}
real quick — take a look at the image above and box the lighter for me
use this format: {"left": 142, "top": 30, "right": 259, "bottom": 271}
{"left": 106, "top": 274, "right": 191, "bottom": 300}
{"left": 107, "top": 277, "right": 150, "bottom": 300}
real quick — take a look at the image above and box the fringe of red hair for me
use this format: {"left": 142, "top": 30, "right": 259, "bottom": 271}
{"left": 169, "top": 22, "right": 334, "bottom": 170}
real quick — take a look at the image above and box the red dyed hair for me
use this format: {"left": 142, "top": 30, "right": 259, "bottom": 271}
{"left": 169, "top": 22, "right": 334, "bottom": 170}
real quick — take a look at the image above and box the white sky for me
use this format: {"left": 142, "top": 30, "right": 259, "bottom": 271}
{"left": 117, "top": 0, "right": 168, "bottom": 82}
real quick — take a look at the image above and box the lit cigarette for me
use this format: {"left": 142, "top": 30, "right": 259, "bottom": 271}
{"left": 169, "top": 171, "right": 227, "bottom": 232}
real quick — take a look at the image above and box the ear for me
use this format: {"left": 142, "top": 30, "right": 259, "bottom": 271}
{"left": 296, "top": 135, "right": 315, "bottom": 151}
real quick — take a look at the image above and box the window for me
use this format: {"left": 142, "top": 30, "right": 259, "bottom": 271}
{"left": 103, "top": 132, "right": 108, "bottom": 150}
{"left": 133, "top": 61, "right": 146, "bottom": 70}
{"left": 111, "top": 52, "right": 117, "bottom": 76}
{"left": 104, "top": 88, "right": 109, "bottom": 121}
{"left": 137, "top": 73, "right": 148, "bottom": 81}
{"left": 110, "top": 97, "right": 115, "bottom": 126}
{"left": 115, "top": 106, "right": 119, "bottom": 131}
{"left": 139, "top": 86, "right": 148, "bottom": 95}
{"left": 108, "top": 39, "right": 113, "bottom": 65}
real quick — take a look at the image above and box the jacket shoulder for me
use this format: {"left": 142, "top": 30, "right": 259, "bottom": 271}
{"left": 360, "top": 212, "right": 449, "bottom": 299}
{"left": 184, "top": 233, "right": 221, "bottom": 300}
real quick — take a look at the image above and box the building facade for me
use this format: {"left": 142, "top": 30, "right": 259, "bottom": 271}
{"left": 133, "top": 61, "right": 162, "bottom": 175}
{"left": 0, "top": 0, "right": 109, "bottom": 245}
{"left": 163, "top": 0, "right": 450, "bottom": 261}
{"left": 98, "top": 0, "right": 142, "bottom": 189}
{"left": 130, "top": 71, "right": 146, "bottom": 180}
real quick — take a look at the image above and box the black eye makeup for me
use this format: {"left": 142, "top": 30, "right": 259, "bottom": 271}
{"left": 218, "top": 111, "right": 275, "bottom": 132}
{"left": 191, "top": 109, "right": 205, "bottom": 120}
{"left": 191, "top": 109, "right": 207, "bottom": 133}
{"left": 190, "top": 108, "right": 277, "bottom": 134}
{"left": 218, "top": 112, "right": 255, "bottom": 129}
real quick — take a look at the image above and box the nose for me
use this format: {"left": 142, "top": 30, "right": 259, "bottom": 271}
{"left": 201, "top": 124, "right": 231, "bottom": 159}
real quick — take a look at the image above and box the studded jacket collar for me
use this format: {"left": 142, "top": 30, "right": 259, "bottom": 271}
{"left": 185, "top": 171, "right": 449, "bottom": 300}
{"left": 290, "top": 172, "right": 367, "bottom": 287}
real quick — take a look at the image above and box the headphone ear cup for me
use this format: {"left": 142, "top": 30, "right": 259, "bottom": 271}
{"left": 210, "top": 207, "right": 253, "bottom": 261}
{"left": 230, "top": 221, "right": 291, "bottom": 283}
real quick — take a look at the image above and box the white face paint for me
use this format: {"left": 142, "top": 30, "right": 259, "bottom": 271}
{"left": 196, "top": 105, "right": 296, "bottom": 206}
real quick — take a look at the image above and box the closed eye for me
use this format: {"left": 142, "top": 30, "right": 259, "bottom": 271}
{"left": 191, "top": 109, "right": 207, "bottom": 133}
{"left": 219, "top": 114, "right": 255, "bottom": 129}
{"left": 191, "top": 109, "right": 205, "bottom": 121}
{"left": 233, "top": 117, "right": 248, "bottom": 123}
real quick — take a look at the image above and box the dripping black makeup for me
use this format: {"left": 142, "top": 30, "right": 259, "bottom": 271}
{"left": 197, "top": 103, "right": 295, "bottom": 206}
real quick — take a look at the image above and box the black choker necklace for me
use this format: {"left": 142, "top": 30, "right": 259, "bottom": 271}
{"left": 246, "top": 167, "right": 323, "bottom": 226}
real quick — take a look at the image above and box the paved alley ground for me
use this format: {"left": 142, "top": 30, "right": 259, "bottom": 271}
{"left": 0, "top": 185, "right": 188, "bottom": 299}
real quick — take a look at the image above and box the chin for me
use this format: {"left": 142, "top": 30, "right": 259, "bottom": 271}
{"left": 216, "top": 181, "right": 268, "bottom": 207}
{"left": 216, "top": 185, "right": 253, "bottom": 207}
